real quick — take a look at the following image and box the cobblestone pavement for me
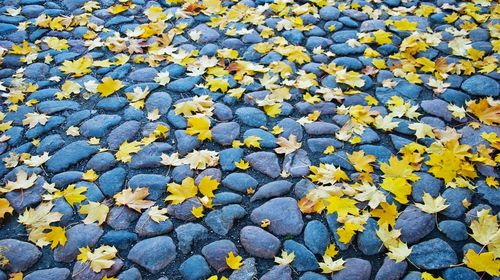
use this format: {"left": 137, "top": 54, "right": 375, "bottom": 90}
{"left": 0, "top": 0, "right": 499, "bottom": 279}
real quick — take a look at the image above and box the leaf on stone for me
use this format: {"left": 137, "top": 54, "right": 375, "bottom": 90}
{"left": 274, "top": 250, "right": 295, "bottom": 265}
{"left": 23, "top": 152, "right": 50, "bottom": 167}
{"left": 325, "top": 196, "right": 358, "bottom": 218}
{"left": 225, "top": 251, "right": 242, "bottom": 270}
{"left": 371, "top": 202, "right": 398, "bottom": 227}
{"left": 114, "top": 188, "right": 154, "bottom": 212}
{"left": 44, "top": 226, "right": 67, "bottom": 249}
{"left": 0, "top": 198, "right": 13, "bottom": 219}
{"left": 79, "top": 202, "right": 109, "bottom": 225}
{"left": 115, "top": 141, "right": 143, "bottom": 163}
{"left": 464, "top": 249, "right": 500, "bottom": 276}
{"left": 62, "top": 184, "right": 87, "bottom": 206}
{"left": 191, "top": 205, "right": 204, "bottom": 218}
{"left": 22, "top": 112, "right": 50, "bottom": 129}
{"left": 347, "top": 150, "right": 376, "bottom": 173}
{"left": 60, "top": 56, "right": 93, "bottom": 77}
{"left": 198, "top": 176, "right": 219, "bottom": 198}
{"left": 97, "top": 77, "right": 124, "bottom": 97}
{"left": 387, "top": 241, "right": 412, "bottom": 263}
{"left": 415, "top": 193, "right": 448, "bottom": 214}
{"left": 467, "top": 98, "right": 500, "bottom": 125}
{"left": 1, "top": 170, "right": 38, "bottom": 193}
{"left": 147, "top": 206, "right": 168, "bottom": 223}
{"left": 186, "top": 116, "right": 212, "bottom": 141}
{"left": 165, "top": 177, "right": 198, "bottom": 205}
{"left": 244, "top": 136, "right": 262, "bottom": 149}
{"left": 274, "top": 135, "right": 302, "bottom": 155}
{"left": 318, "top": 255, "right": 345, "bottom": 274}
{"left": 77, "top": 245, "right": 117, "bottom": 273}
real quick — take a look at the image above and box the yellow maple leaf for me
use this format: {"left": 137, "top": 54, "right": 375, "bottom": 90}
{"left": 380, "top": 177, "right": 412, "bottom": 204}
{"left": 387, "top": 241, "right": 412, "bottom": 263}
{"left": 274, "top": 250, "right": 295, "bottom": 265}
{"left": 244, "top": 136, "right": 262, "bottom": 148}
{"left": 326, "top": 196, "right": 358, "bottom": 218}
{"left": 226, "top": 251, "right": 243, "bottom": 270}
{"left": 79, "top": 202, "right": 109, "bottom": 225}
{"left": 1, "top": 169, "right": 38, "bottom": 192}
{"left": 415, "top": 193, "right": 448, "bottom": 214}
{"left": 45, "top": 226, "right": 67, "bottom": 249}
{"left": 371, "top": 202, "right": 398, "bottom": 227}
{"left": 393, "top": 18, "right": 418, "bottom": 31}
{"left": 186, "top": 116, "right": 212, "bottom": 141}
{"left": 467, "top": 98, "right": 500, "bottom": 125}
{"left": 114, "top": 188, "right": 154, "bottom": 212}
{"left": 347, "top": 150, "right": 376, "bottom": 173}
{"left": 165, "top": 177, "right": 198, "bottom": 205}
{"left": 97, "top": 77, "right": 124, "bottom": 97}
{"left": 274, "top": 135, "right": 302, "bottom": 155}
{"left": 198, "top": 176, "right": 219, "bottom": 198}
{"left": 77, "top": 245, "right": 117, "bottom": 273}
{"left": 408, "top": 123, "right": 435, "bottom": 139}
{"left": 373, "top": 30, "right": 392, "bottom": 45}
{"left": 43, "top": 37, "right": 69, "bottom": 51}
{"left": 60, "top": 56, "right": 93, "bottom": 77}
{"left": 318, "top": 255, "right": 345, "bottom": 273}
{"left": 82, "top": 169, "right": 98, "bottom": 182}
{"left": 0, "top": 198, "right": 13, "bottom": 219}
{"left": 115, "top": 141, "right": 142, "bottom": 163}
{"left": 335, "top": 69, "right": 365, "bottom": 88}
{"left": 337, "top": 222, "right": 362, "bottom": 243}
{"left": 147, "top": 206, "right": 168, "bottom": 223}
{"left": 206, "top": 76, "right": 230, "bottom": 93}
{"left": 234, "top": 159, "right": 250, "bottom": 170}
{"left": 191, "top": 206, "right": 204, "bottom": 218}
{"left": 464, "top": 249, "right": 500, "bottom": 276}
{"left": 62, "top": 184, "right": 87, "bottom": 206}
{"left": 421, "top": 272, "right": 443, "bottom": 280}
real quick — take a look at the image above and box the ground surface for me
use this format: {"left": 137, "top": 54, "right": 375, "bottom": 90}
{"left": 0, "top": 0, "right": 499, "bottom": 279}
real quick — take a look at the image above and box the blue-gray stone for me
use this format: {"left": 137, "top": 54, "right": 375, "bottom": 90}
{"left": 46, "top": 141, "right": 99, "bottom": 173}
{"left": 107, "top": 120, "right": 140, "bottom": 150}
{"left": 166, "top": 76, "right": 201, "bottom": 92}
{"left": 304, "top": 220, "right": 330, "bottom": 255}
{"left": 179, "top": 255, "right": 211, "bottom": 280}
{"left": 409, "top": 238, "right": 457, "bottom": 269}
{"left": 37, "top": 134, "right": 65, "bottom": 154}
{"left": 375, "top": 257, "right": 407, "bottom": 280}
{"left": 412, "top": 172, "right": 443, "bottom": 203}
{"left": 80, "top": 114, "right": 122, "bottom": 137}
{"left": 357, "top": 218, "right": 383, "bottom": 255}
{"left": 283, "top": 240, "right": 319, "bottom": 272}
{"left": 332, "top": 258, "right": 371, "bottom": 280}
{"left": 439, "top": 220, "right": 468, "bottom": 241}
{"left": 98, "top": 167, "right": 126, "bottom": 197}
{"left": 175, "top": 223, "right": 209, "bottom": 254}
{"left": 222, "top": 173, "right": 258, "bottom": 193}
{"left": 96, "top": 97, "right": 127, "bottom": 112}
{"left": 443, "top": 267, "right": 480, "bottom": 280}
{"left": 461, "top": 75, "right": 499, "bottom": 96}
{"left": 135, "top": 208, "right": 174, "bottom": 237}
{"left": 250, "top": 197, "right": 304, "bottom": 236}
{"left": 145, "top": 91, "right": 172, "bottom": 114}
{"left": 100, "top": 230, "right": 138, "bottom": 250}
{"left": 235, "top": 107, "right": 267, "bottom": 127}
{"left": 37, "top": 100, "right": 80, "bottom": 114}
{"left": 442, "top": 188, "right": 472, "bottom": 218}
{"left": 205, "top": 204, "right": 246, "bottom": 235}
{"left": 219, "top": 148, "right": 244, "bottom": 171}
{"left": 128, "top": 236, "right": 177, "bottom": 273}
{"left": 395, "top": 206, "right": 435, "bottom": 244}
